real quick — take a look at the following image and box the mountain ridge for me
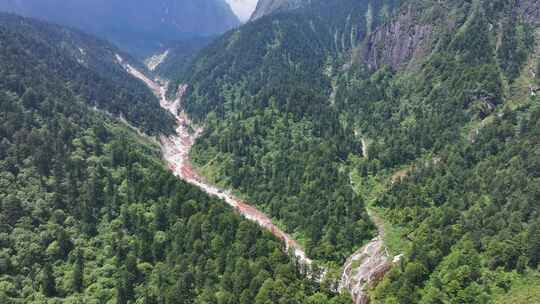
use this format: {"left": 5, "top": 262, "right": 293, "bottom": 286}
{"left": 0, "top": 0, "right": 240, "bottom": 56}
{"left": 0, "top": 12, "right": 175, "bottom": 134}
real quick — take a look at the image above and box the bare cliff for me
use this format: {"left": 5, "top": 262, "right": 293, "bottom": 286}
{"left": 361, "top": 4, "right": 435, "bottom": 71}
{"left": 360, "top": 0, "right": 540, "bottom": 71}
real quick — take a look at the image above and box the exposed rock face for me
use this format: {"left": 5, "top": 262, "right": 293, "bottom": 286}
{"left": 361, "top": 0, "right": 540, "bottom": 71}
{"left": 340, "top": 235, "right": 391, "bottom": 304}
{"left": 361, "top": 4, "right": 434, "bottom": 71}
{"left": 250, "top": 0, "right": 308, "bottom": 20}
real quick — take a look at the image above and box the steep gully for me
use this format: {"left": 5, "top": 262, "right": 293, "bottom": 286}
{"left": 339, "top": 209, "right": 402, "bottom": 304}
{"left": 120, "top": 58, "right": 394, "bottom": 303}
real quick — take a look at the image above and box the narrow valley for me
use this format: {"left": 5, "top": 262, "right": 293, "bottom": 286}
{"left": 123, "top": 61, "right": 395, "bottom": 303}
{"left": 2, "top": 1, "right": 538, "bottom": 303}
{"left": 123, "top": 63, "right": 314, "bottom": 264}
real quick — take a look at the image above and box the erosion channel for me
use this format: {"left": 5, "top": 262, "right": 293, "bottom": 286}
{"left": 122, "top": 61, "right": 394, "bottom": 304}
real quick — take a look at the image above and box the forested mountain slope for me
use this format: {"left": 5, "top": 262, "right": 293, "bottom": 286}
{"left": 0, "top": 14, "right": 351, "bottom": 304}
{"left": 337, "top": 1, "right": 540, "bottom": 303}
{"left": 0, "top": 0, "right": 536, "bottom": 302}
{"left": 177, "top": 0, "right": 401, "bottom": 262}
{"left": 0, "top": 75, "right": 351, "bottom": 304}
{"left": 0, "top": 13, "right": 174, "bottom": 135}
{"left": 173, "top": 0, "right": 540, "bottom": 302}
{"left": 0, "top": 0, "right": 239, "bottom": 57}
{"left": 337, "top": 0, "right": 539, "bottom": 168}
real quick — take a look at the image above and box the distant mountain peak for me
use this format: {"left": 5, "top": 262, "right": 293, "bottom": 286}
{"left": 225, "top": 0, "right": 259, "bottom": 22}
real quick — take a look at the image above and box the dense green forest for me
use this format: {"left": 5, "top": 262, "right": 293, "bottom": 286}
{"left": 0, "top": 13, "right": 353, "bottom": 304}
{"left": 339, "top": 1, "right": 540, "bottom": 303}
{"left": 178, "top": 0, "right": 540, "bottom": 302}
{"left": 0, "top": 96, "right": 349, "bottom": 303}
{"left": 1, "top": 0, "right": 539, "bottom": 302}
{"left": 181, "top": 0, "right": 400, "bottom": 262}
{"left": 336, "top": 0, "right": 536, "bottom": 169}
{"left": 370, "top": 91, "right": 540, "bottom": 304}
{"left": 0, "top": 13, "right": 175, "bottom": 135}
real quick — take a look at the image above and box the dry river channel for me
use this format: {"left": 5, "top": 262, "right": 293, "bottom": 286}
{"left": 121, "top": 60, "right": 395, "bottom": 304}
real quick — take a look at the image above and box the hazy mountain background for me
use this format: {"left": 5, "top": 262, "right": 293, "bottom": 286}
{"left": 225, "top": 0, "right": 259, "bottom": 21}
{"left": 0, "top": 0, "right": 240, "bottom": 57}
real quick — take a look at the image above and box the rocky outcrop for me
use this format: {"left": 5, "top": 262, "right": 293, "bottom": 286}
{"left": 250, "top": 0, "right": 308, "bottom": 20}
{"left": 340, "top": 235, "right": 390, "bottom": 304}
{"left": 361, "top": 4, "right": 434, "bottom": 71}
{"left": 362, "top": 0, "right": 540, "bottom": 71}
{"left": 339, "top": 209, "right": 401, "bottom": 304}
